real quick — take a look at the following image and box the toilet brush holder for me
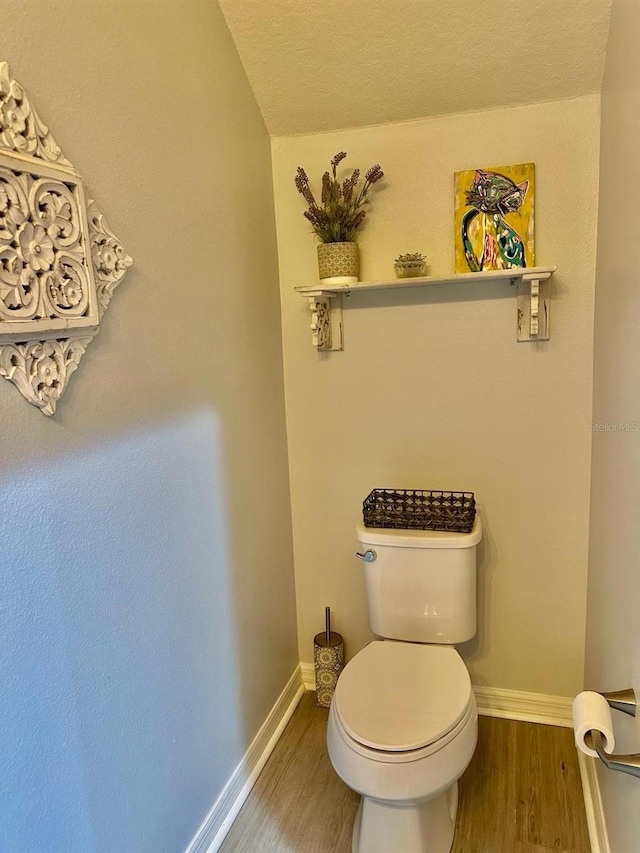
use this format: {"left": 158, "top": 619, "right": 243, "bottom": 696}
{"left": 314, "top": 607, "right": 344, "bottom": 709}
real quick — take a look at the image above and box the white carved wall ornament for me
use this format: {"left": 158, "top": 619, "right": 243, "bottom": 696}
{"left": 0, "top": 61, "right": 132, "bottom": 414}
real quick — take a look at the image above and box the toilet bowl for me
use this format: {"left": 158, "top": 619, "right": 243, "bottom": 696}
{"left": 327, "top": 641, "right": 477, "bottom": 853}
{"left": 327, "top": 516, "right": 482, "bottom": 851}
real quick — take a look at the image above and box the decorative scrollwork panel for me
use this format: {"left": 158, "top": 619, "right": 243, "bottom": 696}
{"left": 307, "top": 294, "right": 343, "bottom": 352}
{"left": 0, "top": 156, "right": 99, "bottom": 336}
{"left": 0, "top": 337, "right": 92, "bottom": 416}
{"left": 0, "top": 61, "right": 132, "bottom": 414}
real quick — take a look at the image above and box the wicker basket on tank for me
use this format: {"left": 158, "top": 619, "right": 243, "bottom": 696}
{"left": 362, "top": 488, "right": 476, "bottom": 533}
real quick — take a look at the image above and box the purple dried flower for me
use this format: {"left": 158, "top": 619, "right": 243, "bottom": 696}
{"left": 342, "top": 169, "right": 360, "bottom": 203}
{"left": 294, "top": 166, "right": 309, "bottom": 191}
{"left": 321, "top": 171, "right": 332, "bottom": 204}
{"left": 294, "top": 151, "right": 383, "bottom": 243}
{"left": 365, "top": 164, "right": 384, "bottom": 184}
{"left": 295, "top": 166, "right": 320, "bottom": 209}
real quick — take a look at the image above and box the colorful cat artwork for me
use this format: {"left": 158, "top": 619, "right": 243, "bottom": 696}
{"left": 454, "top": 163, "right": 535, "bottom": 273}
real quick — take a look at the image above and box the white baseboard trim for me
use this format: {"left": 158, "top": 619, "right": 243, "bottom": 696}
{"left": 301, "top": 661, "right": 315, "bottom": 691}
{"left": 185, "top": 665, "right": 305, "bottom": 853}
{"left": 473, "top": 685, "right": 573, "bottom": 727}
{"left": 577, "top": 751, "right": 610, "bottom": 853}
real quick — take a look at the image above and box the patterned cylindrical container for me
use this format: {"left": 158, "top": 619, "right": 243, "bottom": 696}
{"left": 317, "top": 241, "right": 359, "bottom": 283}
{"left": 314, "top": 631, "right": 344, "bottom": 709}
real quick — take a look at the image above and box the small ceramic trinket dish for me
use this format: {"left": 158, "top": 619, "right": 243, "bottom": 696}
{"left": 394, "top": 252, "right": 427, "bottom": 278}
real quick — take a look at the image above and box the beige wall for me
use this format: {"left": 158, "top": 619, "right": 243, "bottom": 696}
{"left": 586, "top": 0, "right": 640, "bottom": 846}
{"left": 273, "top": 95, "right": 600, "bottom": 696}
{"left": 0, "top": 2, "right": 298, "bottom": 849}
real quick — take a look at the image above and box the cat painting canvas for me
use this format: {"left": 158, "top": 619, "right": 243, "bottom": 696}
{"left": 454, "top": 163, "right": 535, "bottom": 273}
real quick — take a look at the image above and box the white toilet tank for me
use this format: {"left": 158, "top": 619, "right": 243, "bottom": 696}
{"left": 357, "top": 517, "right": 482, "bottom": 644}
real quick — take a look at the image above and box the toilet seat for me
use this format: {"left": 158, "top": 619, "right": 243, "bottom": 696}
{"left": 333, "top": 641, "right": 472, "bottom": 753}
{"left": 330, "top": 695, "right": 476, "bottom": 766}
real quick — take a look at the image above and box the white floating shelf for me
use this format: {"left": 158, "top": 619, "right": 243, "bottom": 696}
{"left": 295, "top": 266, "right": 557, "bottom": 350}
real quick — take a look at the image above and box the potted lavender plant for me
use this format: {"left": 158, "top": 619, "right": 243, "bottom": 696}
{"left": 294, "top": 152, "right": 384, "bottom": 283}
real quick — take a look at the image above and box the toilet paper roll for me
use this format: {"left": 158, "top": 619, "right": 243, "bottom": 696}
{"left": 572, "top": 691, "right": 615, "bottom": 758}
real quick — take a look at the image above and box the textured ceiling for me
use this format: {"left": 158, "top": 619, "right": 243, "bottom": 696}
{"left": 218, "top": 0, "right": 612, "bottom": 136}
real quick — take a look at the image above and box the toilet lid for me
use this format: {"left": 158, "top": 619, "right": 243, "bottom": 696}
{"left": 333, "top": 641, "right": 472, "bottom": 752}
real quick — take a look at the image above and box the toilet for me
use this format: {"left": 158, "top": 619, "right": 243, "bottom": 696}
{"left": 326, "top": 517, "right": 482, "bottom": 853}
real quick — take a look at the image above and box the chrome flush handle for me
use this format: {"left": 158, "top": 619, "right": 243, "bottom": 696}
{"left": 355, "top": 550, "right": 376, "bottom": 562}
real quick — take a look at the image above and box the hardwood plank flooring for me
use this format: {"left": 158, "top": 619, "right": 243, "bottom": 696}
{"left": 452, "top": 716, "right": 590, "bottom": 852}
{"left": 219, "top": 691, "right": 590, "bottom": 853}
{"left": 220, "top": 691, "right": 358, "bottom": 853}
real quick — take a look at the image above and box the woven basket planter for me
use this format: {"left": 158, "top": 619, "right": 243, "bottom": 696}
{"left": 317, "top": 241, "right": 359, "bottom": 284}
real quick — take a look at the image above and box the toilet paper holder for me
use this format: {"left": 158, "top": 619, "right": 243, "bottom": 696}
{"left": 590, "top": 688, "right": 640, "bottom": 779}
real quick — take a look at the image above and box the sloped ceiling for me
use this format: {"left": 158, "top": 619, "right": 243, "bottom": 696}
{"left": 218, "top": 0, "right": 612, "bottom": 136}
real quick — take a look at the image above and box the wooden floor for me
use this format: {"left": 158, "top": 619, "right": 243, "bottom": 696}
{"left": 219, "top": 691, "right": 591, "bottom": 853}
